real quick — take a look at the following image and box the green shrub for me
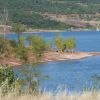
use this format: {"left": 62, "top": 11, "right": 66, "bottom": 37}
{"left": 0, "top": 36, "right": 15, "bottom": 58}
{"left": 0, "top": 65, "right": 17, "bottom": 94}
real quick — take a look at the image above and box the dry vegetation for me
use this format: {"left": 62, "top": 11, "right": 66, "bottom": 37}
{"left": 41, "top": 13, "right": 100, "bottom": 29}
{"left": 0, "top": 91, "right": 100, "bottom": 100}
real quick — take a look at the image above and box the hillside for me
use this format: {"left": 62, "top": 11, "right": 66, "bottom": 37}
{"left": 0, "top": 0, "right": 100, "bottom": 30}
{"left": 0, "top": 0, "right": 100, "bottom": 14}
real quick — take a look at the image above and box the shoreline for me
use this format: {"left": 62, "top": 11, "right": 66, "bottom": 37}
{"left": 0, "top": 51, "right": 100, "bottom": 67}
{"left": 0, "top": 29, "right": 97, "bottom": 34}
{"left": 42, "top": 51, "right": 100, "bottom": 62}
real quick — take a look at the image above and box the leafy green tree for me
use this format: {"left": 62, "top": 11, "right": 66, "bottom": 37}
{"left": 0, "top": 65, "right": 16, "bottom": 86}
{"left": 15, "top": 35, "right": 48, "bottom": 94}
{"left": 19, "top": 63, "right": 41, "bottom": 94}
{"left": 15, "top": 36, "right": 28, "bottom": 63}
{"left": 65, "top": 37, "right": 76, "bottom": 53}
{"left": 27, "top": 35, "right": 46, "bottom": 60}
{"left": 55, "top": 35, "right": 65, "bottom": 52}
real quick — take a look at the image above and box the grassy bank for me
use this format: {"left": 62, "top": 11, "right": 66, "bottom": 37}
{"left": 0, "top": 91, "right": 100, "bottom": 100}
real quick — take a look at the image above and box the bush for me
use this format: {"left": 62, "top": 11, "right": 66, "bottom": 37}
{"left": 0, "top": 36, "right": 15, "bottom": 58}
{"left": 0, "top": 65, "right": 17, "bottom": 94}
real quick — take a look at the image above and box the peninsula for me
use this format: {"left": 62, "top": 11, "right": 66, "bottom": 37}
{"left": 0, "top": 51, "right": 100, "bottom": 66}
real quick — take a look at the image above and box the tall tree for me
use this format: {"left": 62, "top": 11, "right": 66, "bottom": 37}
{"left": 65, "top": 37, "right": 76, "bottom": 53}
{"left": 27, "top": 35, "right": 46, "bottom": 60}
{"left": 55, "top": 35, "right": 65, "bottom": 52}
{"left": 0, "top": 8, "right": 9, "bottom": 40}
{"left": 15, "top": 35, "right": 47, "bottom": 94}
{"left": 12, "top": 23, "right": 26, "bottom": 43}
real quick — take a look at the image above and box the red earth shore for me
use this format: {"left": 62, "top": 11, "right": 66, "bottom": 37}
{"left": 0, "top": 51, "right": 100, "bottom": 67}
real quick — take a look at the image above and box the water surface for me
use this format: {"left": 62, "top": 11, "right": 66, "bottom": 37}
{"left": 7, "top": 31, "right": 100, "bottom": 92}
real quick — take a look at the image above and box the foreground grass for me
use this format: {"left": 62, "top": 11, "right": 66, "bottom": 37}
{"left": 0, "top": 91, "right": 100, "bottom": 100}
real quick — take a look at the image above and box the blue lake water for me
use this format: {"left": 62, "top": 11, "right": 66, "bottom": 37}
{"left": 6, "top": 31, "right": 100, "bottom": 92}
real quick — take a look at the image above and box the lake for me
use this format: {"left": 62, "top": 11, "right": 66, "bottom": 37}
{"left": 6, "top": 31, "right": 100, "bottom": 92}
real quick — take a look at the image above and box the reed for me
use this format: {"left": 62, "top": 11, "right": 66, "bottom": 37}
{"left": 0, "top": 91, "right": 100, "bottom": 100}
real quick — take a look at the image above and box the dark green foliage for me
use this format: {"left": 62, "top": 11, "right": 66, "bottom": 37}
{"left": 0, "top": 65, "right": 17, "bottom": 87}
{"left": 10, "top": 11, "right": 69, "bottom": 29}
{"left": 0, "top": 0, "right": 100, "bottom": 14}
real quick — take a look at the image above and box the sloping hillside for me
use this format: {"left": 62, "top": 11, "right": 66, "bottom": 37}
{"left": 0, "top": 0, "right": 100, "bottom": 14}
{"left": 0, "top": 0, "right": 100, "bottom": 30}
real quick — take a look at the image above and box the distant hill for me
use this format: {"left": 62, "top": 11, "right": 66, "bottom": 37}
{"left": 0, "top": 0, "right": 100, "bottom": 14}
{"left": 0, "top": 0, "right": 100, "bottom": 30}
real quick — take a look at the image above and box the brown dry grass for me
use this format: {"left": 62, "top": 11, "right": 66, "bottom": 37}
{"left": 0, "top": 91, "right": 100, "bottom": 100}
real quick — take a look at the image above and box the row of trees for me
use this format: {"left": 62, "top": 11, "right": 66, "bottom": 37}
{"left": 0, "top": 37, "right": 51, "bottom": 62}
{"left": 12, "top": 24, "right": 76, "bottom": 53}
{"left": 55, "top": 35, "right": 76, "bottom": 53}
{"left": 0, "top": 24, "right": 76, "bottom": 59}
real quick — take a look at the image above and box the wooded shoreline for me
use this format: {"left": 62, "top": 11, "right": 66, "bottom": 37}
{"left": 0, "top": 51, "right": 100, "bottom": 67}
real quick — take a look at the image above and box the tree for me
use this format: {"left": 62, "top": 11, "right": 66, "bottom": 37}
{"left": 55, "top": 35, "right": 65, "bottom": 52}
{"left": 15, "top": 35, "right": 47, "bottom": 94}
{"left": 27, "top": 35, "right": 46, "bottom": 60}
{"left": 15, "top": 36, "right": 28, "bottom": 63}
{"left": 65, "top": 37, "right": 76, "bottom": 53}
{"left": 12, "top": 23, "right": 26, "bottom": 43}
{"left": 19, "top": 63, "right": 41, "bottom": 94}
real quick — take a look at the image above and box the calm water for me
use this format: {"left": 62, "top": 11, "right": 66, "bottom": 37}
{"left": 6, "top": 31, "right": 100, "bottom": 92}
